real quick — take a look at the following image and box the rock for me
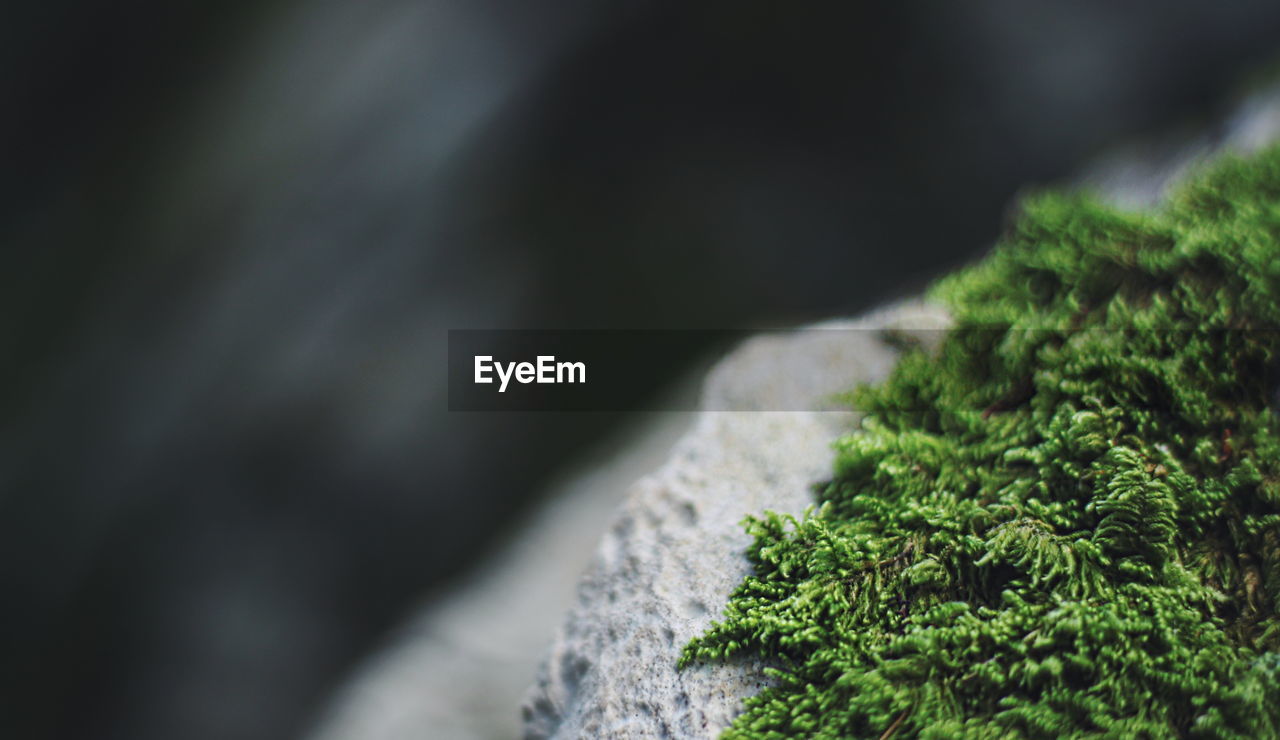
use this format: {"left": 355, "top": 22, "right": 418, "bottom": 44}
{"left": 305, "top": 303, "right": 948, "bottom": 740}
{"left": 521, "top": 302, "right": 950, "bottom": 738}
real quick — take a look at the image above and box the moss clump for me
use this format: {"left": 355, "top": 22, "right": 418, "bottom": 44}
{"left": 681, "top": 149, "right": 1280, "bottom": 738}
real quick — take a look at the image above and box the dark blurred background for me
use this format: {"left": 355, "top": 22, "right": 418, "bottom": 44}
{"left": 5, "top": 2, "right": 1280, "bottom": 739}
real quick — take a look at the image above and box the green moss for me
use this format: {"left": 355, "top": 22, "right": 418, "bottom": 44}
{"left": 681, "top": 148, "right": 1280, "bottom": 738}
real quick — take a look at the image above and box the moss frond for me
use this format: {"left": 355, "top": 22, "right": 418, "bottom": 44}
{"left": 682, "top": 148, "right": 1280, "bottom": 738}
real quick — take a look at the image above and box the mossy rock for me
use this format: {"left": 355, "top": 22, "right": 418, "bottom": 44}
{"left": 682, "top": 148, "right": 1280, "bottom": 738}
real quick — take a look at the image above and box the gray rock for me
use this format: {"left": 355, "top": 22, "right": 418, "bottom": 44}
{"left": 306, "top": 304, "right": 948, "bottom": 740}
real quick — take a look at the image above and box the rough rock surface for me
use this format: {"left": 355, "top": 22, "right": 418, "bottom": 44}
{"left": 307, "top": 305, "right": 948, "bottom": 740}
{"left": 522, "top": 303, "right": 950, "bottom": 738}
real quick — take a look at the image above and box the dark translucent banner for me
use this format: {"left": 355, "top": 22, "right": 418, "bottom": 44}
{"left": 448, "top": 327, "right": 946, "bottom": 411}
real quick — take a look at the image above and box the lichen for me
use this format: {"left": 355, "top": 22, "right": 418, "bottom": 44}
{"left": 680, "top": 148, "right": 1280, "bottom": 738}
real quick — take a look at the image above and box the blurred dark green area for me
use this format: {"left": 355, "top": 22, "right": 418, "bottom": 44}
{"left": 5, "top": 2, "right": 1280, "bottom": 739}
